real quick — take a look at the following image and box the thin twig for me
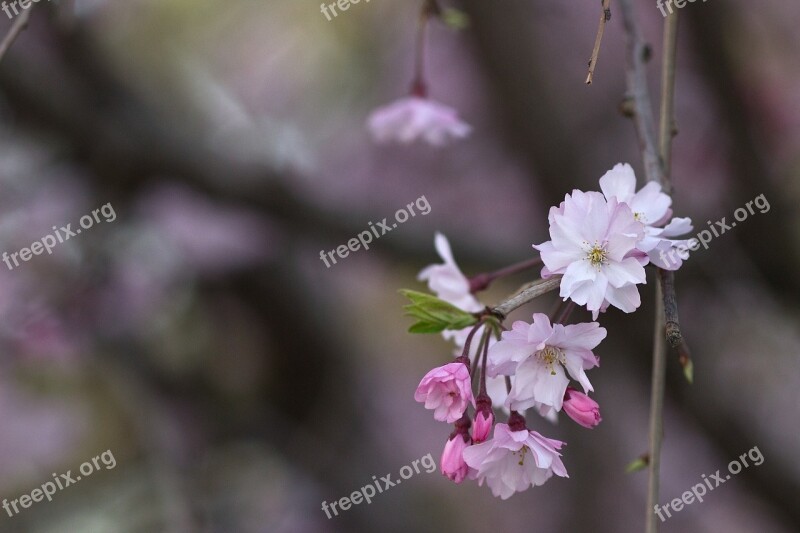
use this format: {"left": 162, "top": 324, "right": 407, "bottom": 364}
{"left": 618, "top": 2, "right": 681, "bottom": 531}
{"left": 656, "top": 10, "right": 683, "bottom": 350}
{"left": 659, "top": 268, "right": 682, "bottom": 348}
{"left": 0, "top": 8, "right": 33, "bottom": 64}
{"left": 619, "top": 0, "right": 664, "bottom": 187}
{"left": 618, "top": 0, "right": 682, "bottom": 348}
{"left": 469, "top": 255, "right": 542, "bottom": 293}
{"left": 646, "top": 283, "right": 668, "bottom": 533}
{"left": 586, "top": 0, "right": 612, "bottom": 84}
{"left": 491, "top": 277, "right": 561, "bottom": 318}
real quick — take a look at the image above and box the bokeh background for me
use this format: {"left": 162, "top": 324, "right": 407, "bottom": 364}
{"left": 0, "top": 0, "right": 798, "bottom": 532}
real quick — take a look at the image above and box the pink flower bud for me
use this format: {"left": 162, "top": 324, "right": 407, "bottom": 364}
{"left": 563, "top": 388, "right": 602, "bottom": 428}
{"left": 472, "top": 393, "right": 494, "bottom": 443}
{"left": 441, "top": 433, "right": 470, "bottom": 483}
{"left": 472, "top": 411, "right": 493, "bottom": 443}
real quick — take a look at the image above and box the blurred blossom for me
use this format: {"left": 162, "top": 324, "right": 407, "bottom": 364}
{"left": 367, "top": 97, "right": 471, "bottom": 146}
{"left": 0, "top": 378, "right": 89, "bottom": 491}
{"left": 99, "top": 184, "right": 278, "bottom": 331}
{"left": 137, "top": 184, "right": 276, "bottom": 273}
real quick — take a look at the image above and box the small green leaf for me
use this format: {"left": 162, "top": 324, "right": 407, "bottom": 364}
{"left": 682, "top": 358, "right": 694, "bottom": 384}
{"left": 399, "top": 289, "right": 478, "bottom": 334}
{"left": 625, "top": 456, "right": 649, "bottom": 474}
{"left": 442, "top": 7, "right": 469, "bottom": 30}
{"left": 408, "top": 322, "right": 446, "bottom": 334}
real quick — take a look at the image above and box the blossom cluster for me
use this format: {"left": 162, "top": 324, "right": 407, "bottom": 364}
{"left": 409, "top": 163, "right": 693, "bottom": 499}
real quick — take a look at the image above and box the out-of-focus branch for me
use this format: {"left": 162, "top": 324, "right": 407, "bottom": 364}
{"left": 585, "top": 0, "right": 611, "bottom": 85}
{"left": 0, "top": 6, "right": 32, "bottom": 63}
{"left": 0, "top": 20, "right": 510, "bottom": 269}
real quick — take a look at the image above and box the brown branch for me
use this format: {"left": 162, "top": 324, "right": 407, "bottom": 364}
{"left": 491, "top": 277, "right": 561, "bottom": 318}
{"left": 646, "top": 282, "right": 668, "bottom": 533}
{"left": 619, "top": 0, "right": 682, "bottom": 349}
{"left": 0, "top": 7, "right": 32, "bottom": 63}
{"left": 585, "top": 0, "right": 612, "bottom": 85}
{"left": 619, "top": 1, "right": 682, "bottom": 532}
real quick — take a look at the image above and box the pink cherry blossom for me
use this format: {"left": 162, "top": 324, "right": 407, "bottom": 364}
{"left": 414, "top": 362, "right": 475, "bottom": 423}
{"left": 418, "top": 233, "right": 482, "bottom": 315}
{"left": 562, "top": 388, "right": 602, "bottom": 428}
{"left": 367, "top": 97, "right": 471, "bottom": 146}
{"left": 441, "top": 433, "right": 471, "bottom": 483}
{"left": 487, "top": 313, "right": 605, "bottom": 412}
{"left": 599, "top": 163, "right": 694, "bottom": 271}
{"left": 462, "top": 423, "right": 568, "bottom": 499}
{"left": 418, "top": 232, "right": 486, "bottom": 353}
{"left": 534, "top": 190, "right": 647, "bottom": 318}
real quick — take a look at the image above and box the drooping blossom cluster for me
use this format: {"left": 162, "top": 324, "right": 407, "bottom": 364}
{"left": 408, "top": 163, "right": 692, "bottom": 499}
{"left": 413, "top": 234, "right": 603, "bottom": 499}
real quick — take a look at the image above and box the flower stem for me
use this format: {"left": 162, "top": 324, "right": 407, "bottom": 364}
{"left": 470, "top": 325, "right": 490, "bottom": 380}
{"left": 411, "top": 0, "right": 438, "bottom": 97}
{"left": 469, "top": 256, "right": 543, "bottom": 293}
{"left": 552, "top": 300, "right": 576, "bottom": 325}
{"left": 458, "top": 319, "right": 484, "bottom": 365}
{"left": 478, "top": 323, "right": 492, "bottom": 396}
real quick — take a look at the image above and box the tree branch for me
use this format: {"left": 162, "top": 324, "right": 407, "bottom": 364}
{"left": 585, "top": 0, "right": 611, "bottom": 85}
{"left": 0, "top": 7, "right": 32, "bottom": 63}
{"left": 619, "top": 1, "right": 681, "bottom": 531}
{"left": 491, "top": 276, "right": 561, "bottom": 318}
{"left": 619, "top": 0, "right": 682, "bottom": 349}
{"left": 646, "top": 282, "right": 668, "bottom": 533}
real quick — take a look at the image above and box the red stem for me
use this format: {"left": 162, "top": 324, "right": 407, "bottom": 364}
{"left": 469, "top": 256, "right": 543, "bottom": 293}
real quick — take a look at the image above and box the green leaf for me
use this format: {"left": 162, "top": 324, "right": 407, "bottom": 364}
{"left": 625, "top": 456, "right": 649, "bottom": 474}
{"left": 399, "top": 289, "right": 478, "bottom": 334}
{"left": 682, "top": 358, "right": 694, "bottom": 384}
{"left": 408, "top": 322, "right": 446, "bottom": 334}
{"left": 441, "top": 7, "right": 469, "bottom": 30}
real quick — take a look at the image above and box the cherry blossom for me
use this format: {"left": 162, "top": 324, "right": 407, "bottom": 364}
{"left": 534, "top": 190, "right": 647, "bottom": 318}
{"left": 462, "top": 422, "right": 568, "bottom": 499}
{"left": 367, "top": 97, "right": 471, "bottom": 146}
{"left": 487, "top": 313, "right": 605, "bottom": 412}
{"left": 599, "top": 163, "right": 694, "bottom": 271}
{"left": 414, "top": 362, "right": 475, "bottom": 423}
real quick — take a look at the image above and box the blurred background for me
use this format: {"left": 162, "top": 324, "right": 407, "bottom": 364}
{"left": 0, "top": 0, "right": 797, "bottom": 532}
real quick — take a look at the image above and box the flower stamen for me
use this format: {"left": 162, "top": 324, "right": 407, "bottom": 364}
{"left": 535, "top": 345, "right": 566, "bottom": 375}
{"left": 582, "top": 240, "right": 609, "bottom": 270}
